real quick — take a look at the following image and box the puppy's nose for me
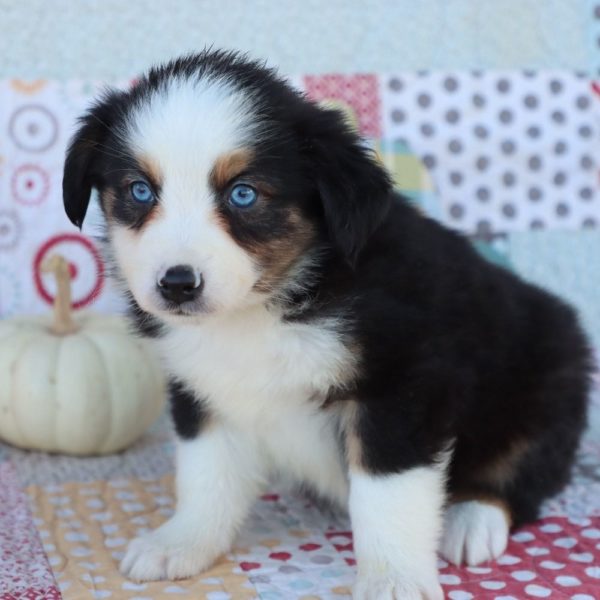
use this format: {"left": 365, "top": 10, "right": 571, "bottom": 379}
{"left": 158, "top": 265, "right": 203, "bottom": 304}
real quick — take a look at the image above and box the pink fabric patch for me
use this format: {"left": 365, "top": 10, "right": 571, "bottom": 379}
{"left": 327, "top": 516, "right": 600, "bottom": 598}
{"left": 0, "top": 462, "right": 61, "bottom": 600}
{"left": 303, "top": 74, "right": 382, "bottom": 137}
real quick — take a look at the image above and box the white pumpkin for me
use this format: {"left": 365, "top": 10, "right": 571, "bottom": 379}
{"left": 0, "top": 255, "right": 165, "bottom": 455}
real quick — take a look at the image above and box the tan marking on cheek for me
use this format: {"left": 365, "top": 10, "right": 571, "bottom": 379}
{"left": 210, "top": 148, "right": 254, "bottom": 191}
{"left": 251, "top": 208, "right": 317, "bottom": 293}
{"left": 138, "top": 203, "right": 163, "bottom": 230}
{"left": 208, "top": 205, "right": 229, "bottom": 229}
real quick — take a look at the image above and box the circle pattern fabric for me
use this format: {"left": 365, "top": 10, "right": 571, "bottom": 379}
{"left": 8, "top": 104, "right": 59, "bottom": 152}
{"left": 33, "top": 233, "right": 104, "bottom": 309}
{"left": 0, "top": 210, "right": 22, "bottom": 251}
{"left": 0, "top": 72, "right": 599, "bottom": 320}
{"left": 11, "top": 163, "right": 51, "bottom": 206}
{"left": 0, "top": 79, "right": 125, "bottom": 318}
{"left": 381, "top": 71, "right": 599, "bottom": 234}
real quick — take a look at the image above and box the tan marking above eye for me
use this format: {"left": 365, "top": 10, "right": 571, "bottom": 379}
{"left": 136, "top": 155, "right": 163, "bottom": 189}
{"left": 210, "top": 148, "right": 254, "bottom": 191}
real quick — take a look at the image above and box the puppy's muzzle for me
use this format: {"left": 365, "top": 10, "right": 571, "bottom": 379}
{"left": 157, "top": 265, "right": 203, "bottom": 305}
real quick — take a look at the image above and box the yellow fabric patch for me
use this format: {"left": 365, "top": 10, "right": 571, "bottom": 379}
{"left": 27, "top": 475, "right": 255, "bottom": 599}
{"left": 374, "top": 142, "right": 434, "bottom": 193}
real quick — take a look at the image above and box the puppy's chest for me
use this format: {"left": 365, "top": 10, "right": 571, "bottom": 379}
{"left": 159, "top": 309, "right": 357, "bottom": 423}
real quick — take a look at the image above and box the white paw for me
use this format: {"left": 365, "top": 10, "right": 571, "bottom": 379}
{"left": 354, "top": 571, "right": 443, "bottom": 600}
{"left": 120, "top": 520, "right": 214, "bottom": 581}
{"left": 440, "top": 500, "right": 509, "bottom": 566}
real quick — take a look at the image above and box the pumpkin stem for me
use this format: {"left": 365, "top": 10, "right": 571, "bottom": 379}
{"left": 41, "top": 254, "right": 80, "bottom": 335}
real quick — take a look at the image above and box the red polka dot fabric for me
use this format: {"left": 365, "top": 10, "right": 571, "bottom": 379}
{"left": 325, "top": 518, "right": 600, "bottom": 599}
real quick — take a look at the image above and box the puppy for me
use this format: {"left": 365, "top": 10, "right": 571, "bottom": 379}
{"left": 62, "top": 50, "right": 592, "bottom": 599}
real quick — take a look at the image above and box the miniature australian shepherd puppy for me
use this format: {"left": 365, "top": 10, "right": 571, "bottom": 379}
{"left": 63, "top": 50, "right": 592, "bottom": 599}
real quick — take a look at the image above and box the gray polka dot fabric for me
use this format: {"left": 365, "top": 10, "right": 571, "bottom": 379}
{"left": 381, "top": 71, "right": 599, "bottom": 234}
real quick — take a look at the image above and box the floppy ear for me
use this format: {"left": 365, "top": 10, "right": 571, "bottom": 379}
{"left": 305, "top": 107, "right": 392, "bottom": 264}
{"left": 63, "top": 91, "right": 123, "bottom": 228}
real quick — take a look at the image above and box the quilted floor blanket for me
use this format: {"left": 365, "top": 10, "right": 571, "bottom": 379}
{"left": 0, "top": 366, "right": 598, "bottom": 600}
{"left": 1, "top": 49, "right": 599, "bottom": 600}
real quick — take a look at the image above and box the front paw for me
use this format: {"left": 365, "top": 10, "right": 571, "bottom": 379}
{"left": 120, "top": 520, "right": 215, "bottom": 581}
{"left": 354, "top": 571, "right": 443, "bottom": 600}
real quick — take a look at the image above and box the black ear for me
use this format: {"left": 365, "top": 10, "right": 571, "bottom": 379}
{"left": 306, "top": 107, "right": 392, "bottom": 264}
{"left": 63, "top": 91, "right": 123, "bottom": 228}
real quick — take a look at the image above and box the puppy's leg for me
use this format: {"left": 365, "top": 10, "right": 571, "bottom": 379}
{"left": 121, "top": 425, "right": 264, "bottom": 581}
{"left": 440, "top": 499, "right": 510, "bottom": 566}
{"left": 345, "top": 406, "right": 445, "bottom": 600}
{"left": 349, "top": 467, "right": 445, "bottom": 600}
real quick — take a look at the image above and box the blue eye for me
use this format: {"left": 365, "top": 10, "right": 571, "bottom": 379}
{"left": 130, "top": 181, "right": 154, "bottom": 203}
{"left": 229, "top": 183, "right": 257, "bottom": 208}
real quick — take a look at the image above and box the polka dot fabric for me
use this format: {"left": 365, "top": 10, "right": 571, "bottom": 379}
{"left": 326, "top": 524, "right": 597, "bottom": 598}
{"left": 24, "top": 478, "right": 600, "bottom": 600}
{"left": 26, "top": 475, "right": 255, "bottom": 599}
{"left": 4, "top": 377, "right": 599, "bottom": 599}
{"left": 1, "top": 71, "right": 600, "bottom": 598}
{"left": 381, "top": 71, "right": 600, "bottom": 235}
{"left": 1, "top": 71, "right": 599, "bottom": 319}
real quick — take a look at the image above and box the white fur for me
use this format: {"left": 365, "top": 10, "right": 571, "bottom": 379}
{"left": 349, "top": 467, "right": 445, "bottom": 600}
{"left": 440, "top": 500, "right": 509, "bottom": 566}
{"left": 112, "top": 77, "right": 264, "bottom": 318}
{"left": 160, "top": 306, "right": 354, "bottom": 504}
{"left": 114, "top": 75, "right": 448, "bottom": 593}
{"left": 121, "top": 425, "right": 264, "bottom": 580}
{"left": 120, "top": 307, "right": 355, "bottom": 581}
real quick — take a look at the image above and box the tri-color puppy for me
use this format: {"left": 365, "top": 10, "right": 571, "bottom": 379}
{"left": 63, "top": 50, "right": 592, "bottom": 599}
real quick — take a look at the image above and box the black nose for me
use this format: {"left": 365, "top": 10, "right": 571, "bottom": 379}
{"left": 158, "top": 265, "right": 203, "bottom": 304}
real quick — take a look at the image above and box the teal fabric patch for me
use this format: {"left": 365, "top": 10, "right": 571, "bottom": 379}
{"left": 402, "top": 190, "right": 445, "bottom": 223}
{"left": 472, "top": 240, "right": 513, "bottom": 271}
{"left": 390, "top": 149, "right": 597, "bottom": 352}
{"left": 507, "top": 231, "right": 600, "bottom": 350}
{"left": 398, "top": 187, "right": 513, "bottom": 270}
{"left": 587, "top": 0, "right": 600, "bottom": 74}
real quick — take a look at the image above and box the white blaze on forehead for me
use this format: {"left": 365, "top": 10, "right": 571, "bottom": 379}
{"left": 111, "top": 76, "right": 264, "bottom": 316}
{"left": 126, "top": 77, "right": 257, "bottom": 190}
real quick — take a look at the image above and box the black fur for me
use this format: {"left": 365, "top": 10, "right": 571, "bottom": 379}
{"left": 63, "top": 49, "right": 593, "bottom": 528}
{"left": 111, "top": 176, "right": 161, "bottom": 231}
{"left": 63, "top": 50, "right": 392, "bottom": 264}
{"left": 63, "top": 89, "right": 128, "bottom": 228}
{"left": 305, "top": 198, "right": 592, "bottom": 524}
{"left": 302, "top": 109, "right": 392, "bottom": 263}
{"left": 125, "top": 292, "right": 164, "bottom": 338}
{"left": 168, "top": 379, "right": 208, "bottom": 439}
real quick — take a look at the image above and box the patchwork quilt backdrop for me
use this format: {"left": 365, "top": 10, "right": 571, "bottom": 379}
{"left": 0, "top": 70, "right": 599, "bottom": 599}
